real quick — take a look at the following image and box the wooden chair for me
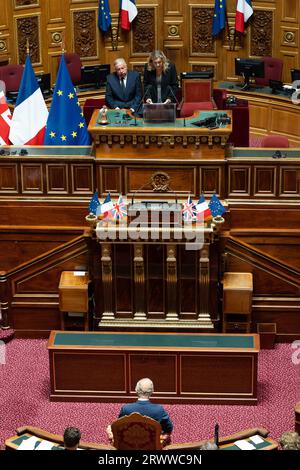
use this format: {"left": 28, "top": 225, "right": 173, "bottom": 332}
{"left": 110, "top": 412, "right": 163, "bottom": 450}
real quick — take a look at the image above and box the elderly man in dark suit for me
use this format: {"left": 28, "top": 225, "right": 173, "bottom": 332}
{"left": 105, "top": 58, "right": 142, "bottom": 113}
{"left": 106, "top": 378, "right": 173, "bottom": 443}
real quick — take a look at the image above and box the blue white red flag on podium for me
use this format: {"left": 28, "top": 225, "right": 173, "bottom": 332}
{"left": 112, "top": 194, "right": 127, "bottom": 220}
{"left": 208, "top": 194, "right": 226, "bottom": 217}
{"left": 98, "top": 0, "right": 111, "bottom": 33}
{"left": 120, "top": 0, "right": 138, "bottom": 31}
{"left": 0, "top": 90, "right": 12, "bottom": 145}
{"left": 182, "top": 195, "right": 196, "bottom": 222}
{"left": 195, "top": 195, "right": 212, "bottom": 221}
{"left": 44, "top": 54, "right": 91, "bottom": 145}
{"left": 101, "top": 193, "right": 114, "bottom": 217}
{"left": 235, "top": 0, "right": 253, "bottom": 33}
{"left": 9, "top": 55, "right": 48, "bottom": 145}
{"left": 88, "top": 191, "right": 101, "bottom": 215}
{"left": 212, "top": 0, "right": 226, "bottom": 36}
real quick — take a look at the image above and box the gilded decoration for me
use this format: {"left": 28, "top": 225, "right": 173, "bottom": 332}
{"left": 17, "top": 16, "right": 39, "bottom": 64}
{"left": 73, "top": 10, "right": 97, "bottom": 58}
{"left": 191, "top": 8, "right": 214, "bottom": 54}
{"left": 132, "top": 8, "right": 155, "bottom": 54}
{"left": 250, "top": 10, "right": 273, "bottom": 57}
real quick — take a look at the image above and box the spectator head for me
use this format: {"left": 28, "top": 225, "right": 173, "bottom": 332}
{"left": 135, "top": 377, "right": 154, "bottom": 399}
{"left": 199, "top": 441, "right": 218, "bottom": 450}
{"left": 279, "top": 431, "right": 300, "bottom": 450}
{"left": 63, "top": 427, "right": 81, "bottom": 450}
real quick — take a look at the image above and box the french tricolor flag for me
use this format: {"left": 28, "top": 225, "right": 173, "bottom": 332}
{"left": 120, "top": 0, "right": 138, "bottom": 31}
{"left": 9, "top": 55, "right": 48, "bottom": 145}
{"left": 235, "top": 0, "right": 253, "bottom": 33}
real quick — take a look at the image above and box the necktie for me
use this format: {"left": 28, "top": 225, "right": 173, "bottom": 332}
{"left": 120, "top": 77, "right": 125, "bottom": 94}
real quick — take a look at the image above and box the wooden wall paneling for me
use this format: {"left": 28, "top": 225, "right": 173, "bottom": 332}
{"left": 98, "top": 165, "right": 122, "bottom": 195}
{"left": 46, "top": 164, "right": 69, "bottom": 194}
{"left": 270, "top": 106, "right": 300, "bottom": 142}
{"left": 279, "top": 167, "right": 300, "bottom": 197}
{"left": 15, "top": 14, "right": 41, "bottom": 65}
{"left": 281, "top": 50, "right": 299, "bottom": 83}
{"left": 21, "top": 163, "right": 43, "bottom": 194}
{"left": 254, "top": 166, "right": 277, "bottom": 197}
{"left": 199, "top": 166, "right": 223, "bottom": 196}
{"left": 0, "top": 164, "right": 18, "bottom": 193}
{"left": 190, "top": 5, "right": 215, "bottom": 58}
{"left": 71, "top": 163, "right": 94, "bottom": 194}
{"left": 228, "top": 166, "right": 251, "bottom": 197}
{"left": 248, "top": 101, "right": 269, "bottom": 134}
{"left": 131, "top": 5, "right": 157, "bottom": 57}
{"left": 0, "top": 0, "right": 12, "bottom": 62}
{"left": 250, "top": 8, "right": 274, "bottom": 57}
{"left": 281, "top": 0, "right": 299, "bottom": 23}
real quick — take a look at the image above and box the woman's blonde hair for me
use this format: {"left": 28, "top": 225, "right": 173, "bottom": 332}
{"left": 146, "top": 50, "right": 169, "bottom": 73}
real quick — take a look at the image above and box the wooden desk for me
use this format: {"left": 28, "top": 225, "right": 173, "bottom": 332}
{"left": 5, "top": 425, "right": 115, "bottom": 450}
{"left": 222, "top": 272, "right": 253, "bottom": 333}
{"left": 48, "top": 331, "right": 259, "bottom": 404}
{"left": 59, "top": 271, "right": 90, "bottom": 331}
{"left": 164, "top": 427, "right": 278, "bottom": 451}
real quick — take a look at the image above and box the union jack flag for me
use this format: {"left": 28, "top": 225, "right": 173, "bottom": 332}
{"left": 112, "top": 194, "right": 127, "bottom": 220}
{"left": 182, "top": 195, "right": 196, "bottom": 222}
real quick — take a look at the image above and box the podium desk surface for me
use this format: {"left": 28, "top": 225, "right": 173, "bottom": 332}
{"left": 48, "top": 331, "right": 259, "bottom": 351}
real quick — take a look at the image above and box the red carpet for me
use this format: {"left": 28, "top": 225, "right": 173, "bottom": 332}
{"left": 0, "top": 339, "right": 299, "bottom": 449}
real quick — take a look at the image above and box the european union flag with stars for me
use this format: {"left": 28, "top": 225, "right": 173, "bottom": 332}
{"left": 209, "top": 194, "right": 226, "bottom": 217}
{"left": 98, "top": 0, "right": 111, "bottom": 33}
{"left": 44, "top": 54, "right": 91, "bottom": 145}
{"left": 212, "top": 0, "right": 226, "bottom": 36}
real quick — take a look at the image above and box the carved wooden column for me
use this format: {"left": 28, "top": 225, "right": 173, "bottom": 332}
{"left": 101, "top": 244, "right": 114, "bottom": 321}
{"left": 0, "top": 271, "right": 10, "bottom": 329}
{"left": 166, "top": 244, "right": 179, "bottom": 321}
{"left": 198, "top": 244, "right": 211, "bottom": 325}
{"left": 133, "top": 244, "right": 146, "bottom": 320}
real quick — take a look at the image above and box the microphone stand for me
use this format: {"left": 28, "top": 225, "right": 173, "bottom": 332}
{"left": 132, "top": 86, "right": 153, "bottom": 126}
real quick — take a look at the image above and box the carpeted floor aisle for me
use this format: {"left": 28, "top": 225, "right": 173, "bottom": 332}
{"left": 0, "top": 339, "right": 299, "bottom": 449}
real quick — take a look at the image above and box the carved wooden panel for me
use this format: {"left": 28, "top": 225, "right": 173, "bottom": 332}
{"left": 199, "top": 167, "right": 222, "bottom": 196}
{"left": 254, "top": 166, "right": 277, "bottom": 197}
{"left": 21, "top": 164, "right": 43, "bottom": 193}
{"left": 125, "top": 166, "right": 197, "bottom": 196}
{"left": 132, "top": 7, "right": 156, "bottom": 55}
{"left": 71, "top": 164, "right": 93, "bottom": 194}
{"left": 250, "top": 10, "right": 273, "bottom": 57}
{"left": 73, "top": 10, "right": 97, "bottom": 58}
{"left": 281, "top": 0, "right": 299, "bottom": 22}
{"left": 99, "top": 166, "right": 122, "bottom": 196}
{"left": 191, "top": 7, "right": 215, "bottom": 55}
{"left": 15, "top": 0, "right": 38, "bottom": 6}
{"left": 228, "top": 167, "right": 251, "bottom": 197}
{"left": 46, "top": 164, "right": 68, "bottom": 194}
{"left": 279, "top": 167, "right": 299, "bottom": 196}
{"left": 0, "top": 164, "right": 18, "bottom": 193}
{"left": 164, "top": 0, "right": 182, "bottom": 15}
{"left": 192, "top": 63, "right": 216, "bottom": 77}
{"left": 16, "top": 15, "right": 40, "bottom": 64}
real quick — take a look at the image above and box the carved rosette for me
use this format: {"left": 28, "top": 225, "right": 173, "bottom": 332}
{"left": 191, "top": 8, "right": 215, "bottom": 54}
{"left": 151, "top": 171, "right": 170, "bottom": 192}
{"left": 250, "top": 10, "right": 273, "bottom": 57}
{"left": 133, "top": 245, "right": 146, "bottom": 319}
{"left": 17, "top": 16, "right": 39, "bottom": 64}
{"left": 101, "top": 243, "right": 114, "bottom": 320}
{"left": 73, "top": 11, "right": 97, "bottom": 58}
{"left": 166, "top": 245, "right": 178, "bottom": 320}
{"left": 132, "top": 8, "right": 155, "bottom": 54}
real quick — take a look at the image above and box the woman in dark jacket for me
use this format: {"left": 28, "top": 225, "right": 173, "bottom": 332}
{"left": 143, "top": 50, "right": 178, "bottom": 104}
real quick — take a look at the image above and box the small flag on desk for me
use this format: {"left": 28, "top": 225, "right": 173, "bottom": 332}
{"left": 112, "top": 194, "right": 127, "bottom": 220}
{"left": 195, "top": 195, "right": 212, "bottom": 221}
{"left": 44, "top": 54, "right": 91, "bottom": 145}
{"left": 88, "top": 191, "right": 100, "bottom": 215}
{"left": 208, "top": 194, "right": 226, "bottom": 217}
{"left": 101, "top": 193, "right": 114, "bottom": 218}
{"left": 0, "top": 90, "right": 12, "bottom": 145}
{"left": 182, "top": 195, "right": 196, "bottom": 222}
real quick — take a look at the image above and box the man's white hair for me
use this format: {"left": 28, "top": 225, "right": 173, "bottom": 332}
{"left": 114, "top": 58, "right": 127, "bottom": 68}
{"left": 135, "top": 378, "right": 154, "bottom": 398}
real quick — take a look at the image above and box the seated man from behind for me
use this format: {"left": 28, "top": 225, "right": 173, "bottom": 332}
{"left": 279, "top": 431, "right": 300, "bottom": 450}
{"left": 63, "top": 427, "right": 81, "bottom": 450}
{"left": 107, "top": 377, "right": 173, "bottom": 443}
{"left": 105, "top": 58, "right": 142, "bottom": 114}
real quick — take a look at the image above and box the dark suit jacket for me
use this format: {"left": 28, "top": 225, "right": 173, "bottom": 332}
{"left": 143, "top": 62, "right": 178, "bottom": 103}
{"left": 105, "top": 70, "right": 142, "bottom": 111}
{"left": 119, "top": 400, "right": 173, "bottom": 434}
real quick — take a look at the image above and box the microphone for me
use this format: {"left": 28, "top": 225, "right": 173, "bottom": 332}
{"left": 134, "top": 85, "right": 153, "bottom": 119}
{"left": 131, "top": 180, "right": 153, "bottom": 206}
{"left": 214, "top": 423, "right": 219, "bottom": 448}
{"left": 166, "top": 85, "right": 179, "bottom": 104}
